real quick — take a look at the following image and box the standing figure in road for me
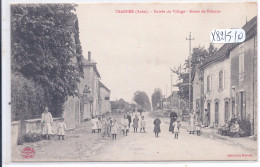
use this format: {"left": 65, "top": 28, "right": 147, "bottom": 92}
{"left": 153, "top": 115, "right": 161, "bottom": 138}
{"left": 127, "top": 112, "right": 132, "bottom": 128}
{"left": 140, "top": 116, "right": 146, "bottom": 133}
{"left": 189, "top": 110, "right": 196, "bottom": 134}
{"left": 108, "top": 117, "right": 112, "bottom": 137}
{"left": 169, "top": 110, "right": 178, "bottom": 132}
{"left": 111, "top": 119, "right": 119, "bottom": 140}
{"left": 121, "top": 115, "right": 129, "bottom": 136}
{"left": 102, "top": 116, "right": 109, "bottom": 138}
{"left": 91, "top": 116, "right": 98, "bottom": 133}
{"left": 173, "top": 119, "right": 181, "bottom": 139}
{"left": 204, "top": 109, "right": 209, "bottom": 127}
{"left": 57, "top": 118, "right": 66, "bottom": 140}
{"left": 132, "top": 115, "right": 139, "bottom": 133}
{"left": 97, "top": 117, "right": 102, "bottom": 133}
{"left": 41, "top": 107, "right": 53, "bottom": 140}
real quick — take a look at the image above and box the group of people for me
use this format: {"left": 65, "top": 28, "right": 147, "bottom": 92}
{"left": 41, "top": 107, "right": 67, "bottom": 140}
{"left": 188, "top": 109, "right": 202, "bottom": 136}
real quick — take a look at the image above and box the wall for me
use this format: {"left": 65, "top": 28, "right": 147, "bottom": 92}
{"left": 100, "top": 87, "right": 111, "bottom": 115}
{"left": 192, "top": 69, "right": 204, "bottom": 122}
{"left": 11, "top": 118, "right": 61, "bottom": 147}
{"left": 203, "top": 57, "right": 231, "bottom": 126}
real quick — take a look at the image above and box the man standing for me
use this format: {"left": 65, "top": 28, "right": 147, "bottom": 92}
{"left": 41, "top": 107, "right": 53, "bottom": 140}
{"left": 127, "top": 112, "right": 132, "bottom": 128}
{"left": 169, "top": 110, "right": 178, "bottom": 132}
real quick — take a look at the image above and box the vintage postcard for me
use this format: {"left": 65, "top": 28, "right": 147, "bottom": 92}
{"left": 7, "top": 2, "right": 258, "bottom": 162}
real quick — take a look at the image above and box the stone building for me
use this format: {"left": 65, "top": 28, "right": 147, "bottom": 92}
{"left": 192, "top": 66, "right": 204, "bottom": 122}
{"left": 194, "top": 16, "right": 257, "bottom": 136}
{"left": 200, "top": 44, "right": 231, "bottom": 126}
{"left": 229, "top": 16, "right": 257, "bottom": 135}
{"left": 99, "top": 81, "right": 111, "bottom": 115}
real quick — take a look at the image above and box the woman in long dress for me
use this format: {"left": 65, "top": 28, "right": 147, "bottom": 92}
{"left": 132, "top": 115, "right": 139, "bottom": 133}
{"left": 41, "top": 107, "right": 53, "bottom": 140}
{"left": 189, "top": 110, "right": 195, "bottom": 134}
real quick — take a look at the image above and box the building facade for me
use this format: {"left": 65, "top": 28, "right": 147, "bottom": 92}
{"left": 194, "top": 16, "right": 257, "bottom": 136}
{"left": 230, "top": 16, "right": 257, "bottom": 135}
{"left": 99, "top": 81, "right": 111, "bottom": 115}
{"left": 63, "top": 50, "right": 111, "bottom": 129}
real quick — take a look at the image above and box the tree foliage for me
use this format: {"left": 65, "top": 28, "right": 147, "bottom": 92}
{"left": 133, "top": 91, "right": 151, "bottom": 111}
{"left": 11, "top": 74, "right": 46, "bottom": 121}
{"left": 151, "top": 88, "right": 163, "bottom": 110}
{"left": 172, "top": 44, "right": 218, "bottom": 102}
{"left": 11, "top": 4, "right": 83, "bottom": 118}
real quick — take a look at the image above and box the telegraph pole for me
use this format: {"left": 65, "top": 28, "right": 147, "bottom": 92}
{"left": 186, "top": 32, "right": 194, "bottom": 112}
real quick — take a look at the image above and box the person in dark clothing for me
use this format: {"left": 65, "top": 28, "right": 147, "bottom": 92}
{"left": 169, "top": 111, "right": 178, "bottom": 132}
{"left": 127, "top": 112, "right": 132, "bottom": 128}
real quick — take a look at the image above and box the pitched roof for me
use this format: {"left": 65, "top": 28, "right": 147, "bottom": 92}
{"left": 82, "top": 57, "right": 101, "bottom": 78}
{"left": 99, "top": 81, "right": 110, "bottom": 92}
{"left": 200, "top": 16, "right": 257, "bottom": 69}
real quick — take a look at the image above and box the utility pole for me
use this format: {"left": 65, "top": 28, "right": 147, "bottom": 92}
{"left": 186, "top": 32, "right": 194, "bottom": 112}
{"left": 166, "top": 85, "right": 168, "bottom": 110}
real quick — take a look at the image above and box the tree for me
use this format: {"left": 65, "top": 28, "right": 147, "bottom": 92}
{"left": 151, "top": 88, "right": 163, "bottom": 110}
{"left": 133, "top": 91, "right": 151, "bottom": 111}
{"left": 172, "top": 44, "right": 218, "bottom": 102}
{"left": 11, "top": 4, "right": 83, "bottom": 117}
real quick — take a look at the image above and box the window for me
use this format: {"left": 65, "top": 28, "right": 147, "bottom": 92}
{"left": 219, "top": 71, "right": 224, "bottom": 90}
{"left": 105, "top": 96, "right": 110, "bottom": 100}
{"left": 207, "top": 75, "right": 211, "bottom": 92}
{"left": 239, "top": 43, "right": 245, "bottom": 81}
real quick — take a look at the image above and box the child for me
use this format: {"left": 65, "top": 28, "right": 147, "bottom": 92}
{"left": 97, "top": 117, "right": 102, "bottom": 133}
{"left": 121, "top": 115, "right": 129, "bottom": 136}
{"left": 140, "top": 116, "right": 146, "bottom": 133}
{"left": 196, "top": 119, "right": 201, "bottom": 136}
{"left": 132, "top": 115, "right": 139, "bottom": 133}
{"left": 91, "top": 116, "right": 98, "bottom": 133}
{"left": 111, "top": 119, "right": 119, "bottom": 140}
{"left": 57, "top": 118, "right": 66, "bottom": 140}
{"left": 172, "top": 119, "right": 181, "bottom": 139}
{"left": 153, "top": 115, "right": 161, "bottom": 138}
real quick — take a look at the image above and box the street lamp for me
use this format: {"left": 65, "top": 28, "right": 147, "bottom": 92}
{"left": 83, "top": 85, "right": 91, "bottom": 104}
{"left": 83, "top": 85, "right": 94, "bottom": 117}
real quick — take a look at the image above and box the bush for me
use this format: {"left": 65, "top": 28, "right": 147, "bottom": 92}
{"left": 24, "top": 132, "right": 43, "bottom": 143}
{"left": 11, "top": 74, "right": 46, "bottom": 121}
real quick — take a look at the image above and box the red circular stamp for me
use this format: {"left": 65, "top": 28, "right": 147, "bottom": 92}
{"left": 21, "top": 147, "right": 35, "bottom": 158}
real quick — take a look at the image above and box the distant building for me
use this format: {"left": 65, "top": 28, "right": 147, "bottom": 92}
{"left": 99, "top": 81, "right": 111, "bottom": 115}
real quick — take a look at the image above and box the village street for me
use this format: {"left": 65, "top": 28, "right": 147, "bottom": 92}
{"left": 12, "top": 112, "right": 257, "bottom": 161}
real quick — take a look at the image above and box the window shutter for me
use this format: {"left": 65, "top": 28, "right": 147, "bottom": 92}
{"left": 223, "top": 70, "right": 225, "bottom": 89}
{"left": 210, "top": 75, "right": 212, "bottom": 91}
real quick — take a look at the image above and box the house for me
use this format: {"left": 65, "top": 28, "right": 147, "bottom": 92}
{"left": 63, "top": 50, "right": 105, "bottom": 129}
{"left": 99, "top": 81, "right": 111, "bottom": 115}
{"left": 192, "top": 66, "right": 204, "bottom": 122}
{"left": 200, "top": 43, "right": 233, "bottom": 127}
{"left": 229, "top": 16, "right": 257, "bottom": 135}
{"left": 197, "top": 16, "right": 257, "bottom": 135}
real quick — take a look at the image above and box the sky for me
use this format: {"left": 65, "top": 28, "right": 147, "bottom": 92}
{"left": 76, "top": 3, "right": 257, "bottom": 102}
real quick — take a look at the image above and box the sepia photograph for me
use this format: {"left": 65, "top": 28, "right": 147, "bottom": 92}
{"left": 7, "top": 2, "right": 258, "bottom": 162}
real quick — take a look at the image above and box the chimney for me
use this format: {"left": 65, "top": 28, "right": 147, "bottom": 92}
{"left": 88, "top": 51, "right": 91, "bottom": 62}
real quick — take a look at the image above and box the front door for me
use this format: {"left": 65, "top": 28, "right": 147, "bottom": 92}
{"left": 215, "top": 102, "right": 219, "bottom": 125}
{"left": 225, "top": 101, "right": 229, "bottom": 122}
{"left": 207, "top": 103, "right": 211, "bottom": 124}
